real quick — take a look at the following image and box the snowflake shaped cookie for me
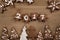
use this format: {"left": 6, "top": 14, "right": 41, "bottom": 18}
{"left": 47, "top": 0, "right": 60, "bottom": 12}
